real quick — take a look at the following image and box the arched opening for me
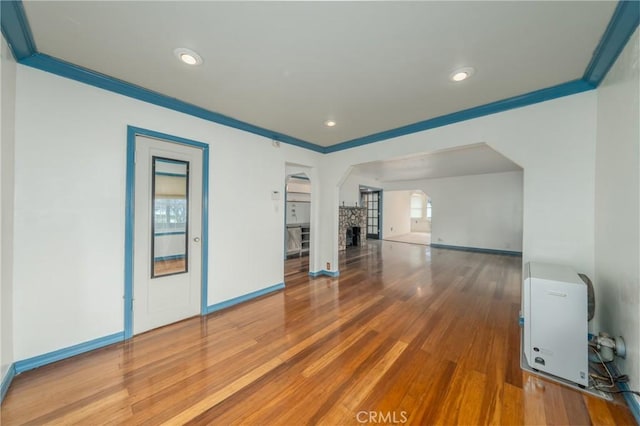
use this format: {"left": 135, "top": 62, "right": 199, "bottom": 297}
{"left": 381, "top": 190, "right": 432, "bottom": 246}
{"left": 340, "top": 143, "right": 523, "bottom": 256}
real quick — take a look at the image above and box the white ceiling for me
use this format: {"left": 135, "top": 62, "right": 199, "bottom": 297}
{"left": 22, "top": 1, "right": 616, "bottom": 147}
{"left": 349, "top": 144, "right": 522, "bottom": 183}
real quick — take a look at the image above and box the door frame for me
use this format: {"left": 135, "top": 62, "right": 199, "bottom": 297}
{"left": 124, "top": 126, "right": 209, "bottom": 339}
{"left": 360, "top": 186, "right": 383, "bottom": 239}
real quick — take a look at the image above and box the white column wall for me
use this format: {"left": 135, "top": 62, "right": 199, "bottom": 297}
{"left": 594, "top": 28, "right": 639, "bottom": 398}
{"left": 339, "top": 171, "right": 381, "bottom": 207}
{"left": 317, "top": 92, "right": 597, "bottom": 274}
{"left": 1, "top": 36, "right": 17, "bottom": 383}
{"left": 13, "top": 65, "right": 321, "bottom": 361}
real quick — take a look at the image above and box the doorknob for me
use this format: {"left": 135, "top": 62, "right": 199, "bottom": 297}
{"left": 193, "top": 237, "right": 201, "bottom": 243}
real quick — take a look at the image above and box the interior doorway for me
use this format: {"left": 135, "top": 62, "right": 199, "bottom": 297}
{"left": 124, "top": 127, "right": 209, "bottom": 339}
{"left": 284, "top": 173, "right": 311, "bottom": 281}
{"left": 379, "top": 190, "right": 431, "bottom": 246}
{"left": 361, "top": 188, "right": 382, "bottom": 239}
{"left": 408, "top": 191, "right": 432, "bottom": 245}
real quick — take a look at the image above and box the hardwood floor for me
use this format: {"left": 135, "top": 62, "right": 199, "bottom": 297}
{"left": 383, "top": 232, "right": 431, "bottom": 246}
{"left": 2, "top": 241, "right": 635, "bottom": 425}
{"left": 284, "top": 253, "right": 309, "bottom": 282}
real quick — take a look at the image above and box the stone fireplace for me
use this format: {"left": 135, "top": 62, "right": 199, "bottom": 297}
{"left": 339, "top": 207, "right": 367, "bottom": 251}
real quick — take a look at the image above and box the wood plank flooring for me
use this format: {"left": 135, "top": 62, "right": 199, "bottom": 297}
{"left": 2, "top": 241, "right": 635, "bottom": 425}
{"left": 382, "top": 232, "right": 431, "bottom": 246}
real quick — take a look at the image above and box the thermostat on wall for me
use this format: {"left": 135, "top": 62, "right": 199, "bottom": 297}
{"left": 271, "top": 191, "right": 280, "bottom": 200}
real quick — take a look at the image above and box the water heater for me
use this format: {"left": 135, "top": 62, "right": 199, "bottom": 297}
{"left": 523, "top": 262, "right": 588, "bottom": 386}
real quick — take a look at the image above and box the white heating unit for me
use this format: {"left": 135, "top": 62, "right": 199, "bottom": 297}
{"left": 523, "top": 262, "right": 588, "bottom": 386}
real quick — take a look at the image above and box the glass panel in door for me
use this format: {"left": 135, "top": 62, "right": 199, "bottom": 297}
{"left": 152, "top": 157, "right": 189, "bottom": 277}
{"left": 363, "top": 190, "right": 381, "bottom": 239}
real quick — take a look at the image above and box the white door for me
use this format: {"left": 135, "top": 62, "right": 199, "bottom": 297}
{"left": 133, "top": 135, "right": 202, "bottom": 334}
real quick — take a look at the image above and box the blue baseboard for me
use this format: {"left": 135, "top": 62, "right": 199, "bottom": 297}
{"left": 206, "top": 283, "right": 285, "bottom": 314}
{"left": 430, "top": 243, "right": 522, "bottom": 257}
{"left": 309, "top": 270, "right": 340, "bottom": 278}
{"left": 13, "top": 331, "right": 124, "bottom": 374}
{"left": 0, "top": 363, "right": 16, "bottom": 404}
{"left": 619, "top": 381, "right": 640, "bottom": 425}
{"left": 610, "top": 363, "right": 640, "bottom": 425}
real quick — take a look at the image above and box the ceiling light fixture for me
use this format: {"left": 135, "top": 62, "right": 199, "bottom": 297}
{"left": 450, "top": 67, "right": 474, "bottom": 82}
{"left": 174, "top": 48, "right": 203, "bottom": 66}
{"left": 325, "top": 120, "right": 337, "bottom": 127}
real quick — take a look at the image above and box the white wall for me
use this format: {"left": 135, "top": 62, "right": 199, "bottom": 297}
{"left": 339, "top": 170, "right": 381, "bottom": 207}
{"left": 381, "top": 191, "right": 412, "bottom": 238}
{"left": 594, "top": 29, "right": 639, "bottom": 397}
{"left": 409, "top": 192, "right": 431, "bottom": 232}
{"left": 1, "top": 36, "right": 17, "bottom": 383}
{"left": 7, "top": 34, "right": 635, "bottom": 395}
{"left": 13, "top": 65, "right": 321, "bottom": 361}
{"left": 286, "top": 201, "right": 310, "bottom": 224}
{"left": 317, "top": 92, "right": 597, "bottom": 275}
{"left": 411, "top": 218, "right": 431, "bottom": 233}
{"left": 385, "top": 171, "right": 523, "bottom": 252}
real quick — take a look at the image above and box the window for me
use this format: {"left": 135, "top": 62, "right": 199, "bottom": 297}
{"left": 426, "top": 199, "right": 432, "bottom": 220}
{"left": 410, "top": 194, "right": 424, "bottom": 219}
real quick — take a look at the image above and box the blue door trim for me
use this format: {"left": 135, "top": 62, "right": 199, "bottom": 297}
{"left": 0, "top": 364, "right": 16, "bottom": 404}
{"left": 124, "top": 126, "right": 210, "bottom": 339}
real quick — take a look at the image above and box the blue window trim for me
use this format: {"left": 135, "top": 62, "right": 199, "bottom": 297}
{"left": 3, "top": 1, "right": 637, "bottom": 154}
{"left": 124, "top": 125, "right": 210, "bottom": 339}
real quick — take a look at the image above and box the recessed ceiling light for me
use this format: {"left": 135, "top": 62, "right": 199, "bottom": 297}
{"left": 325, "top": 120, "right": 337, "bottom": 127}
{"left": 174, "top": 48, "right": 203, "bottom": 66}
{"left": 450, "top": 67, "right": 474, "bottom": 82}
